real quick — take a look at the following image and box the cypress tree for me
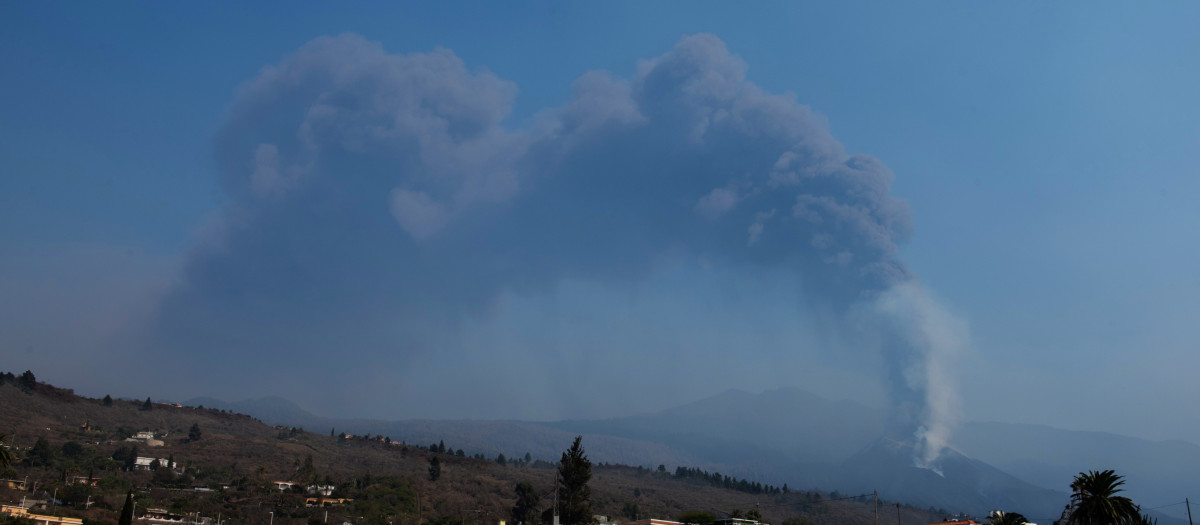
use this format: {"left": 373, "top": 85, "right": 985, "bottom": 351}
{"left": 119, "top": 491, "right": 134, "bottom": 525}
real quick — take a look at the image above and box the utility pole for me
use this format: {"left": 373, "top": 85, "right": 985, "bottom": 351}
{"left": 874, "top": 491, "right": 878, "bottom": 525}
{"left": 1186, "top": 498, "right": 1192, "bottom": 525}
{"left": 553, "top": 470, "right": 560, "bottom": 525}
{"left": 895, "top": 503, "right": 901, "bottom": 525}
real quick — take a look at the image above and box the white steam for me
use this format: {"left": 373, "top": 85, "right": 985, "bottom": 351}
{"left": 874, "top": 281, "right": 970, "bottom": 471}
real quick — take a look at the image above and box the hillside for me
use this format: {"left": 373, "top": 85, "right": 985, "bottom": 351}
{"left": 189, "top": 388, "right": 1191, "bottom": 525}
{"left": 0, "top": 374, "right": 944, "bottom": 525}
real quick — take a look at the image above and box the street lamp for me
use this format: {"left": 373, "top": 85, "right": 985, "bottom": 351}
{"left": 270, "top": 511, "right": 274, "bottom": 525}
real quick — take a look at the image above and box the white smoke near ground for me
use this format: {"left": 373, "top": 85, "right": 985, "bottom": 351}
{"left": 874, "top": 281, "right": 970, "bottom": 471}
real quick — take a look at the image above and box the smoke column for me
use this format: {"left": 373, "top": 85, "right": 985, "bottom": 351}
{"left": 873, "top": 282, "right": 969, "bottom": 470}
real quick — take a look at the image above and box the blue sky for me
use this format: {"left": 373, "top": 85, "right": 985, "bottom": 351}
{"left": 2, "top": 2, "right": 1198, "bottom": 443}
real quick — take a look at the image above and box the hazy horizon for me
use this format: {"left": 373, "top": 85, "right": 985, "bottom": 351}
{"left": 4, "top": 3, "right": 1200, "bottom": 448}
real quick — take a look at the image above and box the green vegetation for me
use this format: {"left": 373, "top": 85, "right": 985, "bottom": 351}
{"left": 0, "top": 433, "right": 11, "bottom": 467}
{"left": 677, "top": 510, "right": 715, "bottom": 524}
{"left": 350, "top": 476, "right": 416, "bottom": 525}
{"left": 511, "top": 481, "right": 541, "bottom": 525}
{"left": 989, "top": 512, "right": 1029, "bottom": 525}
{"left": 557, "top": 436, "right": 593, "bottom": 525}
{"left": 428, "top": 455, "right": 442, "bottom": 481}
{"left": 1067, "top": 470, "right": 1140, "bottom": 525}
{"left": 18, "top": 371, "right": 36, "bottom": 393}
{"left": 673, "top": 466, "right": 786, "bottom": 495}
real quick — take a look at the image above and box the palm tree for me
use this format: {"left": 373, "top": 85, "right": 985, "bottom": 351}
{"left": 1068, "top": 470, "right": 1140, "bottom": 525}
{"left": 990, "top": 511, "right": 1030, "bottom": 525}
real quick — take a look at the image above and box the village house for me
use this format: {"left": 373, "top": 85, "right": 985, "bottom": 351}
{"left": 307, "top": 484, "right": 336, "bottom": 496}
{"left": 625, "top": 519, "right": 685, "bottom": 525}
{"left": 2, "top": 504, "right": 84, "bottom": 525}
{"left": 273, "top": 481, "right": 301, "bottom": 492}
{"left": 714, "top": 519, "right": 769, "bottom": 525}
{"left": 126, "top": 431, "right": 165, "bottom": 447}
{"left": 141, "top": 507, "right": 212, "bottom": 525}
{"left": 305, "top": 497, "right": 351, "bottom": 508}
{"left": 69, "top": 475, "right": 100, "bottom": 486}
{"left": 135, "top": 456, "right": 176, "bottom": 471}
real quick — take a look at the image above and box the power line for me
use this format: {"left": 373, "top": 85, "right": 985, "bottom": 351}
{"left": 1143, "top": 501, "right": 1187, "bottom": 511}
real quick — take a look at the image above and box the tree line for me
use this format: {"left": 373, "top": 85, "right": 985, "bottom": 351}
{"left": 672, "top": 465, "right": 787, "bottom": 495}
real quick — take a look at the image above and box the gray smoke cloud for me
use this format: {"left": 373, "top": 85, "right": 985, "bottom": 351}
{"left": 151, "top": 33, "right": 966, "bottom": 463}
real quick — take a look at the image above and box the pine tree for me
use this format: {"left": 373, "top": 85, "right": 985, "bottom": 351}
{"left": 18, "top": 370, "right": 36, "bottom": 393}
{"left": 188, "top": 423, "right": 202, "bottom": 442}
{"left": 511, "top": 482, "right": 541, "bottom": 525}
{"left": 428, "top": 456, "right": 442, "bottom": 481}
{"left": 103, "top": 395, "right": 113, "bottom": 407}
{"left": 300, "top": 454, "right": 317, "bottom": 483}
{"left": 141, "top": 397, "right": 152, "bottom": 411}
{"left": 557, "top": 436, "right": 594, "bottom": 525}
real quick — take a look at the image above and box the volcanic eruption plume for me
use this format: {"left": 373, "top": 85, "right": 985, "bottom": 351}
{"left": 152, "top": 33, "right": 969, "bottom": 464}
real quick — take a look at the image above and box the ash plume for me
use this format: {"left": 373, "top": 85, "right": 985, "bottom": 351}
{"left": 149, "top": 33, "right": 969, "bottom": 461}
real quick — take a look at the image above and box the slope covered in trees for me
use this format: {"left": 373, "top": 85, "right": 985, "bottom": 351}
{"left": 0, "top": 372, "right": 944, "bottom": 525}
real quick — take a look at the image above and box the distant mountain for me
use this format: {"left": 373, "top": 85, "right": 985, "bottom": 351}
{"left": 186, "top": 395, "right": 700, "bottom": 468}
{"left": 826, "top": 437, "right": 1067, "bottom": 519}
{"left": 953, "top": 421, "right": 1200, "bottom": 521}
{"left": 190, "top": 389, "right": 1195, "bottom": 525}
{"left": 549, "top": 388, "right": 885, "bottom": 465}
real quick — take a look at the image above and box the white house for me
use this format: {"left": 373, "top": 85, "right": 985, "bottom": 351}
{"left": 135, "top": 457, "right": 175, "bottom": 471}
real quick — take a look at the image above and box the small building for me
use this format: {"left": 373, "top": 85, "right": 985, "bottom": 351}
{"left": 126, "top": 432, "right": 165, "bottom": 447}
{"left": 305, "top": 498, "right": 351, "bottom": 508}
{"left": 2, "top": 505, "right": 84, "bottom": 525}
{"left": 69, "top": 476, "right": 100, "bottom": 486}
{"left": 308, "top": 484, "right": 336, "bottom": 496}
{"left": 931, "top": 518, "right": 982, "bottom": 525}
{"left": 2, "top": 479, "right": 28, "bottom": 490}
{"left": 625, "top": 520, "right": 684, "bottom": 525}
{"left": 714, "top": 519, "right": 769, "bottom": 525}
{"left": 274, "top": 481, "right": 301, "bottom": 492}
{"left": 135, "top": 457, "right": 176, "bottom": 471}
{"left": 139, "top": 508, "right": 212, "bottom": 525}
